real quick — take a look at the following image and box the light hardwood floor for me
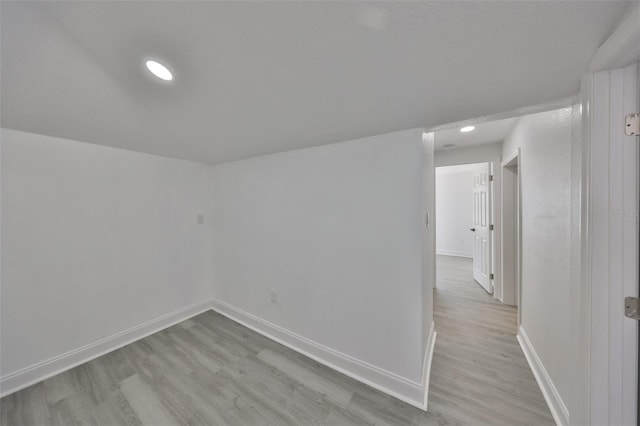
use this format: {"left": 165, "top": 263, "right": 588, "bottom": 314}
{"left": 430, "top": 255, "right": 554, "bottom": 425}
{"left": 1, "top": 256, "right": 554, "bottom": 425}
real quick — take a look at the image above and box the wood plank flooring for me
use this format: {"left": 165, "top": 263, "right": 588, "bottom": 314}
{"left": 429, "top": 255, "right": 554, "bottom": 425}
{"left": 1, "top": 255, "right": 554, "bottom": 425}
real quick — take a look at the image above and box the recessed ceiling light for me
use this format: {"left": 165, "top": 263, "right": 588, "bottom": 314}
{"left": 460, "top": 126, "right": 475, "bottom": 133}
{"left": 145, "top": 60, "right": 173, "bottom": 81}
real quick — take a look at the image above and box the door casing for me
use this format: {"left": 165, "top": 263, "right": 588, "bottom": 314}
{"left": 501, "top": 150, "right": 521, "bottom": 314}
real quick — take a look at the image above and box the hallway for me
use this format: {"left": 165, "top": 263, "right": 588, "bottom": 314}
{"left": 427, "top": 255, "right": 554, "bottom": 425}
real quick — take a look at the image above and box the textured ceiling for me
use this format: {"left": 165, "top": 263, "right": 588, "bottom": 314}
{"left": 435, "top": 118, "right": 518, "bottom": 151}
{"left": 0, "top": 1, "right": 630, "bottom": 164}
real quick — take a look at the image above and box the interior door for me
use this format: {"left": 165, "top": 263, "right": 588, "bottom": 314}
{"left": 472, "top": 164, "right": 492, "bottom": 293}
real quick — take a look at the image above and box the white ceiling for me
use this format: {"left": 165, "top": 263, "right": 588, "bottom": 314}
{"left": 0, "top": 1, "right": 630, "bottom": 164}
{"left": 434, "top": 117, "right": 518, "bottom": 151}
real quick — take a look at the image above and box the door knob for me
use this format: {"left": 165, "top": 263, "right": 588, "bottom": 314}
{"left": 469, "top": 228, "right": 476, "bottom": 232}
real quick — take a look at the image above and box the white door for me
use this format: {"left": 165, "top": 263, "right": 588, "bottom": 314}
{"left": 472, "top": 164, "right": 492, "bottom": 293}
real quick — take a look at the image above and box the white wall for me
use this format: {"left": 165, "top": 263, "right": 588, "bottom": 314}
{"left": 0, "top": 127, "right": 434, "bottom": 406}
{"left": 502, "top": 108, "right": 573, "bottom": 424}
{"left": 435, "top": 164, "right": 487, "bottom": 258}
{"left": 209, "top": 129, "right": 431, "bottom": 404}
{"left": 0, "top": 129, "right": 213, "bottom": 389}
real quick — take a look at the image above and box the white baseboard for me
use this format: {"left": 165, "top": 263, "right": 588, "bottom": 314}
{"left": 210, "top": 299, "right": 428, "bottom": 410}
{"left": 436, "top": 250, "right": 472, "bottom": 258}
{"left": 517, "top": 326, "right": 569, "bottom": 426}
{"left": 0, "top": 300, "right": 212, "bottom": 398}
{"left": 2, "top": 298, "right": 435, "bottom": 412}
{"left": 421, "top": 321, "right": 437, "bottom": 409}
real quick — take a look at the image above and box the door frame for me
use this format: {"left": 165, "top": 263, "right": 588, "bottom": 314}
{"left": 433, "top": 156, "right": 501, "bottom": 300}
{"left": 580, "top": 5, "right": 640, "bottom": 424}
{"left": 426, "top": 8, "right": 639, "bottom": 418}
{"left": 582, "top": 62, "right": 639, "bottom": 426}
{"left": 501, "top": 149, "right": 521, "bottom": 319}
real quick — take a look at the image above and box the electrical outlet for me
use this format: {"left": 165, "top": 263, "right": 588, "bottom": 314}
{"left": 270, "top": 288, "right": 278, "bottom": 303}
{"left": 196, "top": 214, "right": 204, "bottom": 224}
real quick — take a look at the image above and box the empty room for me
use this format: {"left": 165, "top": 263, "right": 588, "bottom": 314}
{"left": 1, "top": 1, "right": 639, "bottom": 426}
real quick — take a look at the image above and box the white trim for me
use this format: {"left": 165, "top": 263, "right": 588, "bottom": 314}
{"left": 421, "top": 321, "right": 437, "bottom": 409}
{"left": 436, "top": 250, "right": 472, "bottom": 258}
{"left": 211, "top": 298, "right": 429, "bottom": 410}
{"left": 588, "top": 3, "right": 640, "bottom": 72}
{"left": 517, "top": 326, "right": 569, "bottom": 426}
{"left": 0, "top": 300, "right": 212, "bottom": 398}
{"left": 577, "top": 74, "right": 593, "bottom": 426}
{"left": 500, "top": 148, "right": 520, "bottom": 309}
{"left": 0, "top": 299, "right": 437, "bottom": 412}
{"left": 501, "top": 149, "right": 519, "bottom": 168}
{"left": 490, "top": 158, "right": 502, "bottom": 302}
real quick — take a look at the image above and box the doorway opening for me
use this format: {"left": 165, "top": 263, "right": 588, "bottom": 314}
{"left": 435, "top": 162, "right": 493, "bottom": 294}
{"left": 427, "top": 116, "right": 554, "bottom": 424}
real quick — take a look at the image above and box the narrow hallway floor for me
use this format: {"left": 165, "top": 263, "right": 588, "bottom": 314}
{"left": 425, "top": 255, "right": 554, "bottom": 425}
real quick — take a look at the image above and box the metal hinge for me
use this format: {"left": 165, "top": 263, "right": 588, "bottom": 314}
{"left": 625, "top": 113, "right": 640, "bottom": 136}
{"left": 490, "top": 224, "right": 494, "bottom": 231}
{"left": 490, "top": 273, "right": 495, "bottom": 280}
{"left": 624, "top": 297, "right": 640, "bottom": 320}
{"left": 489, "top": 175, "right": 494, "bottom": 182}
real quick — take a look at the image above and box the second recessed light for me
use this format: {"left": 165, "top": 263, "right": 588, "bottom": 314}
{"left": 145, "top": 60, "right": 173, "bottom": 81}
{"left": 460, "top": 126, "right": 475, "bottom": 133}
